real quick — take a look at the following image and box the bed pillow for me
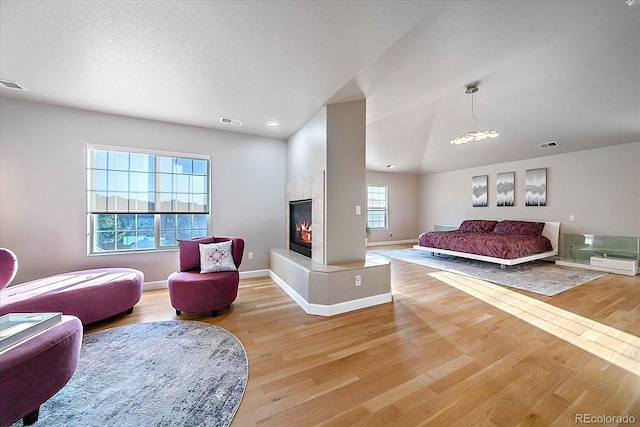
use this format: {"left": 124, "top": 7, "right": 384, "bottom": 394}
{"left": 458, "top": 219, "right": 498, "bottom": 233}
{"left": 200, "top": 240, "right": 237, "bottom": 273}
{"left": 178, "top": 236, "right": 216, "bottom": 271}
{"left": 493, "top": 220, "right": 544, "bottom": 236}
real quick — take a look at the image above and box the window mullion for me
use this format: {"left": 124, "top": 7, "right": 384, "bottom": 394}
{"left": 154, "top": 214, "right": 161, "bottom": 249}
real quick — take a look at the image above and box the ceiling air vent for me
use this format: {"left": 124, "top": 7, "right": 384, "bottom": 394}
{"left": 538, "top": 141, "right": 559, "bottom": 149}
{"left": 0, "top": 79, "right": 27, "bottom": 90}
{"left": 220, "top": 116, "right": 243, "bottom": 126}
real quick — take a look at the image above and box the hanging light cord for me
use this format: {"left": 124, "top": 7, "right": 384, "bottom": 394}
{"left": 466, "top": 91, "right": 478, "bottom": 131}
{"left": 471, "top": 92, "right": 477, "bottom": 131}
{"left": 450, "top": 83, "right": 499, "bottom": 145}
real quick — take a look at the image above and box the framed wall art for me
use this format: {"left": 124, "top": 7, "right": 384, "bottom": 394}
{"left": 525, "top": 168, "right": 547, "bottom": 206}
{"left": 472, "top": 175, "right": 488, "bottom": 207}
{"left": 496, "top": 172, "right": 515, "bottom": 207}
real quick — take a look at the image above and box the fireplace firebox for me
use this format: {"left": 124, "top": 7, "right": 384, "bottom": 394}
{"left": 289, "top": 199, "right": 312, "bottom": 258}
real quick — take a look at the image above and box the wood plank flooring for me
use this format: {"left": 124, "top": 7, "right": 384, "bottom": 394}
{"left": 87, "top": 248, "right": 640, "bottom": 426}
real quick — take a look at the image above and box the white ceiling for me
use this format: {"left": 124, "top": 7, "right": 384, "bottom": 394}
{"left": 1, "top": 1, "right": 639, "bottom": 174}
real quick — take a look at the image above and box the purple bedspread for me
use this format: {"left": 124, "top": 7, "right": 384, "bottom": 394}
{"left": 417, "top": 230, "right": 553, "bottom": 259}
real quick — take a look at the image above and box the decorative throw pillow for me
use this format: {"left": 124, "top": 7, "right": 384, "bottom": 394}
{"left": 458, "top": 219, "right": 498, "bottom": 233}
{"left": 199, "top": 240, "right": 237, "bottom": 273}
{"left": 178, "top": 236, "right": 216, "bottom": 272}
{"left": 493, "top": 220, "right": 544, "bottom": 236}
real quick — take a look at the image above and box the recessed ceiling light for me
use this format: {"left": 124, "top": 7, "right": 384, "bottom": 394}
{"left": 625, "top": 0, "right": 640, "bottom": 6}
{"left": 386, "top": 164, "right": 396, "bottom": 169}
{"left": 0, "top": 79, "right": 27, "bottom": 90}
{"left": 266, "top": 121, "right": 280, "bottom": 127}
{"left": 220, "top": 116, "right": 243, "bottom": 126}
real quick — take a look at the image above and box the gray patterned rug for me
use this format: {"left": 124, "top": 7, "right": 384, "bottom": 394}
{"left": 14, "top": 321, "right": 248, "bottom": 427}
{"left": 370, "top": 248, "right": 607, "bottom": 296}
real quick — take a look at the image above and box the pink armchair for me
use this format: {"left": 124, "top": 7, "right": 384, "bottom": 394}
{"left": 0, "top": 248, "right": 18, "bottom": 290}
{"left": 168, "top": 236, "right": 244, "bottom": 316}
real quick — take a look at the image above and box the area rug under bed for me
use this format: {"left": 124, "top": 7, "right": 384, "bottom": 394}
{"left": 14, "top": 320, "right": 248, "bottom": 427}
{"left": 370, "top": 248, "right": 607, "bottom": 296}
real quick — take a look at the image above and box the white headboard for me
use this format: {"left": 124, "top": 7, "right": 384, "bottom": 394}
{"left": 542, "top": 221, "right": 560, "bottom": 254}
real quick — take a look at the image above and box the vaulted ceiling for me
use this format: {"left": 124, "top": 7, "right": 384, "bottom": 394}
{"left": 1, "top": 1, "right": 638, "bottom": 174}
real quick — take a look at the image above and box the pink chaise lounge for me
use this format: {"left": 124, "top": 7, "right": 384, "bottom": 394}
{"left": 0, "top": 248, "right": 144, "bottom": 325}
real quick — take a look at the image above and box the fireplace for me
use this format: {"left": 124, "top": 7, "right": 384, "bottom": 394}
{"left": 289, "top": 199, "right": 312, "bottom": 258}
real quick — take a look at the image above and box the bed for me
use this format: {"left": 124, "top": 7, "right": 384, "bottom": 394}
{"left": 414, "top": 219, "right": 560, "bottom": 268}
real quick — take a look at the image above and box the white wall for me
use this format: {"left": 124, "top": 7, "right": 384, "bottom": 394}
{"left": 366, "top": 171, "right": 420, "bottom": 243}
{"left": 418, "top": 142, "right": 640, "bottom": 238}
{"left": 0, "top": 99, "right": 286, "bottom": 283}
{"left": 286, "top": 109, "right": 327, "bottom": 182}
{"left": 325, "top": 100, "right": 367, "bottom": 264}
{"left": 286, "top": 101, "right": 368, "bottom": 264}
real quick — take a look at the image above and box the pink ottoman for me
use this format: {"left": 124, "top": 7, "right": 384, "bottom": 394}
{"left": 0, "top": 315, "right": 83, "bottom": 427}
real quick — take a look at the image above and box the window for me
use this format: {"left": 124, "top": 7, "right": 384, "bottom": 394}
{"left": 367, "top": 185, "right": 388, "bottom": 229}
{"left": 87, "top": 146, "right": 210, "bottom": 253}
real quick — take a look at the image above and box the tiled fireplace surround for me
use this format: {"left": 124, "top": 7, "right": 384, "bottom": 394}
{"left": 271, "top": 172, "right": 391, "bottom": 316}
{"left": 285, "top": 172, "right": 325, "bottom": 264}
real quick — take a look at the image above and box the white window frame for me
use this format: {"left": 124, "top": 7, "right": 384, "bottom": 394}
{"left": 87, "top": 144, "right": 211, "bottom": 255}
{"left": 367, "top": 185, "right": 388, "bottom": 230}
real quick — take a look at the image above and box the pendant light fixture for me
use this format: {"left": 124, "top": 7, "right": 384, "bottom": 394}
{"left": 450, "top": 82, "right": 499, "bottom": 145}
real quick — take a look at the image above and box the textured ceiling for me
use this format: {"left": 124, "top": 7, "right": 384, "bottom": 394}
{"left": 1, "top": 1, "right": 639, "bottom": 174}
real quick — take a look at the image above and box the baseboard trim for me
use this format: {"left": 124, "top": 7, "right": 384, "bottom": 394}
{"left": 143, "top": 269, "right": 270, "bottom": 292}
{"left": 269, "top": 269, "right": 392, "bottom": 316}
{"left": 143, "top": 269, "right": 392, "bottom": 314}
{"left": 240, "top": 269, "right": 270, "bottom": 279}
{"left": 366, "top": 239, "right": 416, "bottom": 247}
{"left": 143, "top": 280, "right": 167, "bottom": 291}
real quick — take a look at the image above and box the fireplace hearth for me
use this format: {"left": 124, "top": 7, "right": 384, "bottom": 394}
{"left": 289, "top": 199, "right": 312, "bottom": 257}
